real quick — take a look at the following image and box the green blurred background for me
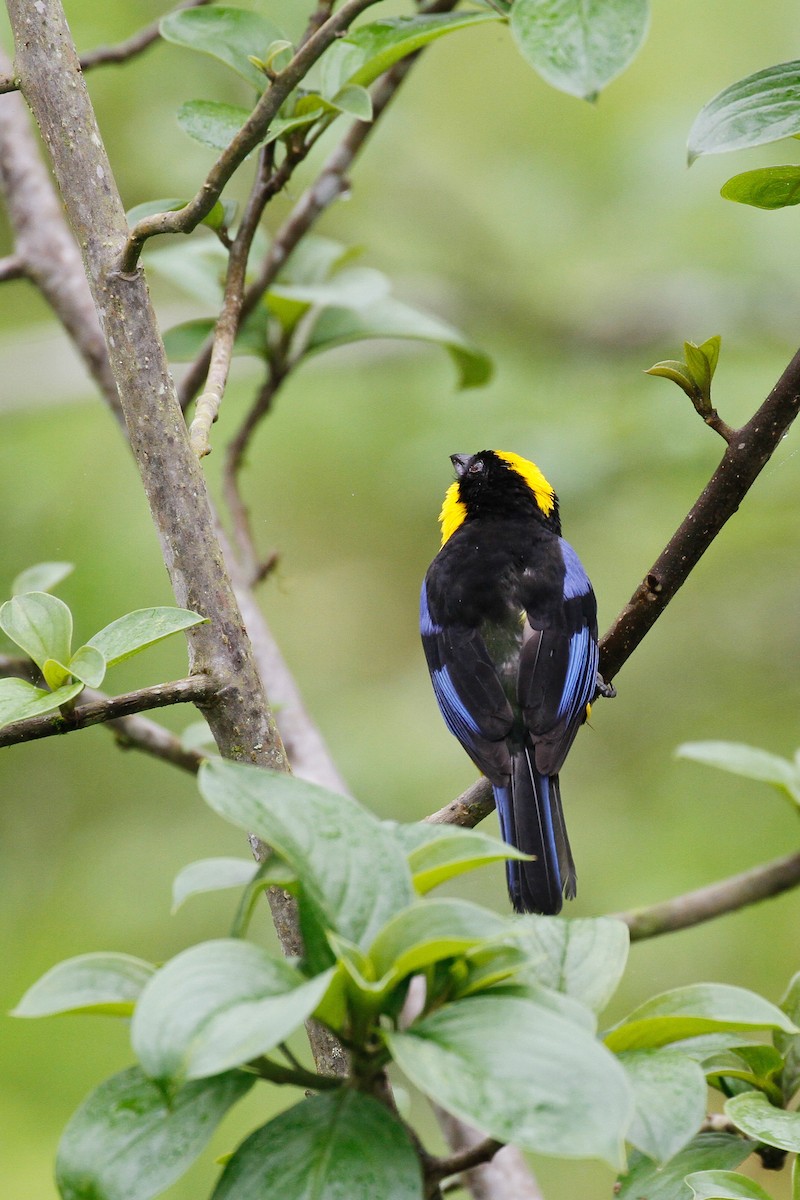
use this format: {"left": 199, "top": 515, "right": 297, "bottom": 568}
{"left": 2, "top": 1, "right": 799, "bottom": 1196}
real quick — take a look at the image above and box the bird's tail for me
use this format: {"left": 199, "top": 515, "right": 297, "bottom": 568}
{"left": 493, "top": 747, "right": 576, "bottom": 915}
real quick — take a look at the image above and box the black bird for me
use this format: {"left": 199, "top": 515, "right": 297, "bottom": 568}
{"left": 420, "top": 450, "right": 599, "bottom": 914}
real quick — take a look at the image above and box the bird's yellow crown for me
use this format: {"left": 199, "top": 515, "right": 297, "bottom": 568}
{"left": 438, "top": 450, "right": 556, "bottom": 545}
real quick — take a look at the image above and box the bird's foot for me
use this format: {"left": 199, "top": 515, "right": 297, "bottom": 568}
{"left": 594, "top": 672, "right": 617, "bottom": 701}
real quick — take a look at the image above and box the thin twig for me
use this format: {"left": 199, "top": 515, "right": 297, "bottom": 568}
{"left": 614, "top": 849, "right": 800, "bottom": 941}
{"left": 177, "top": 30, "right": 424, "bottom": 410}
{"left": 80, "top": 0, "right": 212, "bottom": 71}
{"left": 120, "top": 0, "right": 383, "bottom": 272}
{"left": 105, "top": 708, "right": 206, "bottom": 773}
{"left": 428, "top": 1137, "right": 505, "bottom": 1185}
{"left": 433, "top": 1111, "right": 544, "bottom": 1200}
{"left": 0, "top": 675, "right": 216, "bottom": 748}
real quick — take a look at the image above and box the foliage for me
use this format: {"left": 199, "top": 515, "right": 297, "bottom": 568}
{"left": 14, "top": 761, "right": 800, "bottom": 1200}
{"left": 0, "top": 564, "right": 205, "bottom": 728}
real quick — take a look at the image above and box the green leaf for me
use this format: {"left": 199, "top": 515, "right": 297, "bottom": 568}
{"left": 56, "top": 1065, "right": 252, "bottom": 1200}
{"left": 0, "top": 676, "right": 84, "bottom": 729}
{"left": 606, "top": 984, "right": 797, "bottom": 1052}
{"left": 198, "top": 760, "right": 415, "bottom": 950}
{"left": 388, "top": 821, "right": 531, "bottom": 892}
{"left": 721, "top": 165, "right": 800, "bottom": 209}
{"left": 42, "top": 656, "right": 72, "bottom": 691}
{"left": 320, "top": 12, "right": 502, "bottom": 98}
{"left": 645, "top": 358, "right": 699, "bottom": 398}
{"left": 265, "top": 107, "right": 326, "bottom": 145}
{"left": 172, "top": 858, "right": 259, "bottom": 913}
{"left": 163, "top": 313, "right": 269, "bottom": 362}
{"left": 510, "top": 915, "right": 629, "bottom": 1014}
{"left": 159, "top": 6, "right": 286, "bottom": 92}
{"left": 131, "top": 939, "right": 334, "bottom": 1085}
{"left": 146, "top": 239, "right": 231, "bottom": 306}
{"left": 268, "top": 266, "right": 391, "bottom": 313}
{"left": 688, "top": 61, "right": 800, "bottom": 162}
{"left": 617, "top": 1134, "right": 756, "bottom": 1200}
{"left": 330, "top": 83, "right": 373, "bottom": 121}
{"left": 305, "top": 295, "right": 493, "bottom": 389}
{"left": 0, "top": 590, "right": 72, "bottom": 671}
{"left": 778, "top": 972, "right": 800, "bottom": 1102}
{"left": 620, "top": 1049, "right": 707, "bottom": 1163}
{"left": 126, "top": 196, "right": 236, "bottom": 232}
{"left": 387, "top": 993, "right": 632, "bottom": 1166}
{"left": 510, "top": 0, "right": 649, "bottom": 102}
{"left": 67, "top": 644, "right": 106, "bottom": 688}
{"left": 704, "top": 1045, "right": 784, "bottom": 1103}
{"left": 211, "top": 1091, "right": 423, "bottom": 1200}
{"left": 676, "top": 741, "right": 800, "bottom": 805}
{"left": 277, "top": 234, "right": 355, "bottom": 286}
{"left": 725, "top": 1090, "right": 800, "bottom": 1152}
{"left": 88, "top": 607, "right": 207, "bottom": 668}
{"left": 366, "top": 898, "right": 511, "bottom": 984}
{"left": 11, "top": 561, "right": 73, "bottom": 595}
{"left": 686, "top": 1170, "right": 778, "bottom": 1200}
{"left": 177, "top": 100, "right": 252, "bottom": 152}
{"left": 13, "top": 952, "right": 155, "bottom": 1018}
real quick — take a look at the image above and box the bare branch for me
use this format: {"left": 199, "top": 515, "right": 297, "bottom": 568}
{"left": 79, "top": 0, "right": 212, "bottom": 71}
{"left": 427, "top": 777, "right": 495, "bottom": 827}
{"left": 428, "top": 1136, "right": 505, "bottom": 1186}
{"left": 615, "top": 849, "right": 800, "bottom": 941}
{"left": 104, "top": 708, "right": 206, "bottom": 773}
{"left": 434, "top": 1112, "right": 544, "bottom": 1200}
{"left": 0, "top": 675, "right": 215, "bottom": 749}
{"left": 120, "top": 0, "right": 383, "bottom": 272}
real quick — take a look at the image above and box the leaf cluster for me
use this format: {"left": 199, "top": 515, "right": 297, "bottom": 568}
{"left": 14, "top": 760, "right": 800, "bottom": 1200}
{"left": 0, "top": 563, "right": 206, "bottom": 729}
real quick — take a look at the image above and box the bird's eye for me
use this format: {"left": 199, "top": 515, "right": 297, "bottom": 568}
{"left": 468, "top": 460, "right": 484, "bottom": 474}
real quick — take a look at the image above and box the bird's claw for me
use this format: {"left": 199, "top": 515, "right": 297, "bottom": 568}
{"left": 594, "top": 672, "right": 616, "bottom": 700}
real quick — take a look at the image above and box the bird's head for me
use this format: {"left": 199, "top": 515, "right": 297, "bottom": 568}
{"left": 438, "top": 450, "right": 560, "bottom": 544}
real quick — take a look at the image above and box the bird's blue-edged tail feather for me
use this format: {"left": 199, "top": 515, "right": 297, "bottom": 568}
{"left": 494, "top": 749, "right": 576, "bottom": 915}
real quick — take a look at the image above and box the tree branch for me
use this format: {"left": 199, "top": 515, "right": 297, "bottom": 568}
{"left": 0, "top": 675, "right": 215, "bottom": 749}
{"left": 79, "top": 0, "right": 212, "bottom": 71}
{"left": 0, "top": 253, "right": 25, "bottom": 281}
{"left": 433, "top": 1111, "right": 544, "bottom": 1200}
{"left": 599, "top": 348, "right": 800, "bottom": 682}
{"left": 614, "top": 849, "right": 800, "bottom": 941}
{"left": 120, "top": 0, "right": 383, "bottom": 272}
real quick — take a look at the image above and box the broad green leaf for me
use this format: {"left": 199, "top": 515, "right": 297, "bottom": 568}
{"left": 703, "top": 1045, "right": 784, "bottom": 1102}
{"left": 0, "top": 677, "right": 84, "bottom": 729}
{"left": 265, "top": 107, "right": 326, "bottom": 145}
{"left": 211, "top": 1091, "right": 423, "bottom": 1200}
{"left": 131, "top": 939, "right": 334, "bottom": 1084}
{"left": 455, "top": 943, "right": 530, "bottom": 997}
{"left": 198, "top": 760, "right": 415, "bottom": 950}
{"left": 606, "top": 984, "right": 796, "bottom": 1052}
{"left": 617, "top": 1135, "right": 756, "bottom": 1200}
{"left": 645, "top": 358, "right": 698, "bottom": 397}
{"left": 11, "top": 561, "right": 73, "bottom": 595}
{"left": 172, "top": 858, "right": 259, "bottom": 913}
{"left": 683, "top": 336, "right": 720, "bottom": 400}
{"left": 146, "top": 240, "right": 230, "bottom": 306}
{"left": 778, "top": 972, "right": 800, "bottom": 1102}
{"left": 88, "top": 607, "right": 207, "bottom": 668}
{"left": 177, "top": 100, "right": 252, "bottom": 152}
{"left": 688, "top": 61, "right": 800, "bottom": 162}
{"left": 13, "top": 953, "right": 155, "bottom": 1018}
{"left": 163, "top": 310, "right": 269, "bottom": 362}
{"left": 126, "top": 196, "right": 236, "bottom": 232}
{"left": 366, "top": 898, "right": 511, "bottom": 984}
{"left": 620, "top": 1049, "right": 707, "bottom": 1163}
{"left": 268, "top": 266, "right": 391, "bottom": 313}
{"left": 388, "top": 821, "right": 530, "bottom": 892}
{"left": 510, "top": 915, "right": 629, "bottom": 1014}
{"left": 320, "top": 12, "right": 502, "bottom": 98}
{"left": 725, "top": 1091, "right": 800, "bottom": 1152}
{"left": 56, "top": 1065, "right": 252, "bottom": 1200}
{"left": 159, "top": 7, "right": 286, "bottom": 92}
{"left": 676, "top": 741, "right": 800, "bottom": 805}
{"left": 687, "top": 1170, "right": 777, "bottom": 1200}
{"left": 0, "top": 590, "right": 72, "bottom": 671}
{"left": 388, "top": 993, "right": 632, "bottom": 1166}
{"left": 67, "top": 644, "right": 106, "bottom": 688}
{"left": 510, "top": 0, "right": 649, "bottom": 102}
{"left": 330, "top": 83, "right": 373, "bottom": 121}
{"left": 306, "top": 296, "right": 492, "bottom": 388}
{"left": 721, "top": 165, "right": 800, "bottom": 209}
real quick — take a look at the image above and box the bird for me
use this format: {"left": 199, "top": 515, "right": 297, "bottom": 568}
{"left": 420, "top": 450, "right": 601, "bottom": 915}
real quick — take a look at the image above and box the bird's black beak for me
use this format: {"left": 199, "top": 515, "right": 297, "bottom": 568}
{"left": 450, "top": 453, "right": 471, "bottom": 477}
